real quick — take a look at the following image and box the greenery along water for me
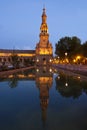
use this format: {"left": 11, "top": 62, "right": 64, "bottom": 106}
{"left": 0, "top": 67, "right": 87, "bottom": 130}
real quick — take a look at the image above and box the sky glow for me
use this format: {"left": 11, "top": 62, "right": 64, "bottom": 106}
{"left": 0, "top": 0, "right": 87, "bottom": 53}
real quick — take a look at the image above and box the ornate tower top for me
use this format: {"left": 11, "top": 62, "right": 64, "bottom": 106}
{"left": 42, "top": 8, "right": 47, "bottom": 23}
{"left": 40, "top": 8, "right": 48, "bottom": 34}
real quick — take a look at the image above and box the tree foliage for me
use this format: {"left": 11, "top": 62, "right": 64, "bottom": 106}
{"left": 24, "top": 58, "right": 35, "bottom": 66}
{"left": 11, "top": 53, "right": 20, "bottom": 68}
{"left": 82, "top": 41, "right": 87, "bottom": 57}
{"left": 55, "top": 36, "right": 82, "bottom": 62}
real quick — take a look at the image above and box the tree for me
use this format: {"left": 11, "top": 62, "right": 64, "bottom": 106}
{"left": 24, "top": 58, "right": 35, "bottom": 67}
{"left": 11, "top": 53, "right": 20, "bottom": 68}
{"left": 82, "top": 41, "right": 87, "bottom": 57}
{"left": 55, "top": 37, "right": 71, "bottom": 60}
{"left": 55, "top": 73, "right": 82, "bottom": 98}
{"left": 69, "top": 37, "right": 82, "bottom": 59}
{"left": 55, "top": 36, "right": 82, "bottom": 62}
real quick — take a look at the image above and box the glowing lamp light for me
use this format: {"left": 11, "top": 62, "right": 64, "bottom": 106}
{"left": 49, "top": 59, "right": 52, "bottom": 62}
{"left": 77, "top": 76, "right": 80, "bottom": 79}
{"left": 57, "top": 76, "right": 60, "bottom": 80}
{"left": 65, "top": 52, "right": 67, "bottom": 56}
{"left": 73, "top": 59, "right": 76, "bottom": 63}
{"left": 65, "top": 82, "right": 68, "bottom": 87}
{"left": 76, "top": 56, "right": 81, "bottom": 60}
{"left": 36, "top": 59, "right": 39, "bottom": 62}
{"left": 49, "top": 68, "right": 52, "bottom": 72}
{"left": 36, "top": 69, "right": 39, "bottom": 72}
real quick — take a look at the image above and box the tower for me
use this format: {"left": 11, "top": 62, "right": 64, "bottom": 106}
{"left": 36, "top": 8, "right": 53, "bottom": 66}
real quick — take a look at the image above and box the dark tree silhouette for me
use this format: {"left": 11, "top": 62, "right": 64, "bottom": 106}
{"left": 11, "top": 54, "right": 20, "bottom": 68}
{"left": 55, "top": 36, "right": 82, "bottom": 62}
{"left": 82, "top": 41, "right": 87, "bottom": 57}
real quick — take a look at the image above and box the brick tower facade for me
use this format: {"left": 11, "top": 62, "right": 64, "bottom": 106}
{"left": 36, "top": 8, "right": 53, "bottom": 66}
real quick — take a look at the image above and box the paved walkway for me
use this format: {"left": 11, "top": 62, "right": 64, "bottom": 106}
{"left": 54, "top": 64, "right": 87, "bottom": 76}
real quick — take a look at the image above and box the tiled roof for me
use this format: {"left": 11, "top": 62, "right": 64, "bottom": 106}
{"left": 0, "top": 49, "right": 35, "bottom": 54}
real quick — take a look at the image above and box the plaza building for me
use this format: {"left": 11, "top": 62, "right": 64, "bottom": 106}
{"left": 0, "top": 49, "right": 35, "bottom": 66}
{"left": 0, "top": 8, "right": 53, "bottom": 66}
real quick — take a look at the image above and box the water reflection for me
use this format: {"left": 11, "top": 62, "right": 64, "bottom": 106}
{"left": 1, "top": 68, "right": 87, "bottom": 130}
{"left": 8, "top": 73, "right": 18, "bottom": 88}
{"left": 1, "top": 68, "right": 87, "bottom": 100}
{"left": 1, "top": 68, "right": 87, "bottom": 99}
{"left": 0, "top": 67, "right": 53, "bottom": 127}
{"left": 55, "top": 71, "right": 87, "bottom": 98}
{"left": 35, "top": 66, "right": 53, "bottom": 125}
{"left": 0, "top": 68, "right": 35, "bottom": 88}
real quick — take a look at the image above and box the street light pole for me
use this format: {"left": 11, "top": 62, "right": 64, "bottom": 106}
{"left": 65, "top": 52, "right": 68, "bottom": 63}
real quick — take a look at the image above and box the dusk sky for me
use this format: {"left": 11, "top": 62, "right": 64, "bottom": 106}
{"left": 0, "top": 0, "right": 87, "bottom": 53}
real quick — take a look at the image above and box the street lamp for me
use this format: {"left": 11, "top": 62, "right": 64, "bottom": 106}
{"left": 65, "top": 52, "right": 68, "bottom": 63}
{"left": 65, "top": 52, "right": 67, "bottom": 56}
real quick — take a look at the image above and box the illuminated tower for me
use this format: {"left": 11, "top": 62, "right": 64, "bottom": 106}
{"left": 36, "top": 8, "right": 53, "bottom": 66}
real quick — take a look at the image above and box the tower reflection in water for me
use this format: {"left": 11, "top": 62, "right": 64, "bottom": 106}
{"left": 0, "top": 67, "right": 53, "bottom": 126}
{"left": 35, "top": 66, "right": 53, "bottom": 125}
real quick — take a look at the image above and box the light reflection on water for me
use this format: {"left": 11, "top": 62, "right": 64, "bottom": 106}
{"left": 0, "top": 67, "right": 87, "bottom": 130}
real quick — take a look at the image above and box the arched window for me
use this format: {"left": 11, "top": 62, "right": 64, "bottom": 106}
{"left": 43, "top": 58, "right": 46, "bottom": 61}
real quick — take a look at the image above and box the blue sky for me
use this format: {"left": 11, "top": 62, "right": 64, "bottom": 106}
{"left": 0, "top": 0, "right": 87, "bottom": 52}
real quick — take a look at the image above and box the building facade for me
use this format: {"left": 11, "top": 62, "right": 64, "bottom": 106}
{"left": 36, "top": 8, "right": 53, "bottom": 66}
{"left": 0, "top": 8, "right": 53, "bottom": 67}
{"left": 0, "top": 49, "right": 35, "bottom": 66}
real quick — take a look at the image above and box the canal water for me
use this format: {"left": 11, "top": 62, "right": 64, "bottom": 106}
{"left": 0, "top": 67, "right": 87, "bottom": 130}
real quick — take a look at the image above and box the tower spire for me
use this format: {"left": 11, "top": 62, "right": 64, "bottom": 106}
{"left": 43, "top": 8, "right": 45, "bottom": 14}
{"left": 40, "top": 8, "right": 48, "bottom": 34}
{"left": 42, "top": 7, "right": 47, "bottom": 24}
{"left": 43, "top": 4, "right": 45, "bottom": 9}
{"left": 43, "top": 4, "right": 46, "bottom": 14}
